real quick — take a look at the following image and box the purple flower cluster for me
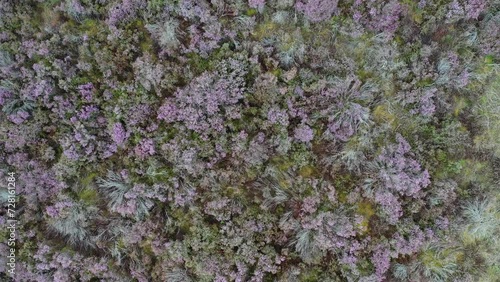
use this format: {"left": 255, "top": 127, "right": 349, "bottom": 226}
{"left": 294, "top": 124, "right": 314, "bottom": 143}
{"left": 328, "top": 103, "right": 370, "bottom": 141}
{"left": 295, "top": 0, "right": 339, "bottom": 22}
{"left": 8, "top": 110, "right": 30, "bottom": 124}
{"left": 267, "top": 107, "right": 289, "bottom": 126}
{"left": 134, "top": 139, "right": 155, "bottom": 159}
{"left": 372, "top": 244, "right": 391, "bottom": 281}
{"left": 373, "top": 135, "right": 430, "bottom": 223}
{"left": 46, "top": 201, "right": 74, "bottom": 218}
{"left": 419, "top": 88, "right": 437, "bottom": 117}
{"left": 391, "top": 226, "right": 426, "bottom": 256}
{"left": 107, "top": 0, "right": 146, "bottom": 26}
{"left": 158, "top": 58, "right": 247, "bottom": 138}
{"left": 111, "top": 122, "right": 129, "bottom": 147}
{"left": 1, "top": 0, "right": 494, "bottom": 281}
{"left": 378, "top": 135, "right": 430, "bottom": 197}
{"left": 78, "top": 83, "right": 94, "bottom": 102}
{"left": 447, "top": 0, "right": 487, "bottom": 21}
{"left": 249, "top": 0, "right": 266, "bottom": 12}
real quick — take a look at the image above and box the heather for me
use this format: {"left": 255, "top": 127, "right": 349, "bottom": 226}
{"left": 0, "top": 0, "right": 499, "bottom": 281}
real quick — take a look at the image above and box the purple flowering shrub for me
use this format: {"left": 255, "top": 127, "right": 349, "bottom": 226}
{"left": 0, "top": 0, "right": 498, "bottom": 281}
{"left": 352, "top": 0, "right": 404, "bottom": 34}
{"left": 295, "top": 0, "right": 339, "bottom": 22}
{"left": 157, "top": 57, "right": 248, "bottom": 138}
{"left": 369, "top": 135, "right": 431, "bottom": 224}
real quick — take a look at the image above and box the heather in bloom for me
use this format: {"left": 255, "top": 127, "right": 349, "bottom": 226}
{"left": 295, "top": 0, "right": 338, "bottom": 22}
{"left": 372, "top": 244, "right": 391, "bottom": 280}
{"left": 7, "top": 110, "right": 30, "bottom": 124}
{"left": 111, "top": 122, "right": 129, "bottom": 147}
{"left": 249, "top": 0, "right": 266, "bottom": 12}
{"left": 418, "top": 88, "right": 437, "bottom": 117}
{"left": 107, "top": 0, "right": 146, "bottom": 27}
{"left": 294, "top": 124, "right": 314, "bottom": 143}
{"left": 2, "top": 0, "right": 498, "bottom": 281}
{"left": 78, "top": 83, "right": 93, "bottom": 102}
{"left": 134, "top": 138, "right": 155, "bottom": 159}
{"left": 157, "top": 57, "right": 247, "bottom": 138}
{"left": 377, "top": 134, "right": 431, "bottom": 197}
{"left": 447, "top": 0, "right": 488, "bottom": 21}
{"left": 267, "top": 107, "right": 289, "bottom": 126}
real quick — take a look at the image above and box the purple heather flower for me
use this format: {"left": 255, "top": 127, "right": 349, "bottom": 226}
{"left": 294, "top": 124, "right": 314, "bottom": 143}
{"left": 353, "top": 11, "right": 362, "bottom": 22}
{"left": 457, "top": 70, "right": 470, "bottom": 87}
{"left": 377, "top": 134, "right": 430, "bottom": 199}
{"left": 78, "top": 83, "right": 94, "bottom": 102}
{"left": 77, "top": 105, "right": 98, "bottom": 120}
{"left": 329, "top": 120, "right": 355, "bottom": 141}
{"left": 0, "top": 88, "right": 12, "bottom": 105}
{"left": 391, "top": 227, "right": 425, "bottom": 256}
{"left": 465, "top": 0, "right": 487, "bottom": 19}
{"left": 419, "top": 88, "right": 436, "bottom": 117}
{"left": 301, "top": 196, "right": 320, "bottom": 214}
{"left": 63, "top": 145, "right": 80, "bottom": 160}
{"left": 447, "top": 0, "right": 487, "bottom": 20}
{"left": 134, "top": 139, "right": 155, "bottom": 159}
{"left": 157, "top": 60, "right": 247, "bottom": 137}
{"left": 371, "top": 245, "right": 391, "bottom": 280}
{"left": 8, "top": 111, "right": 30, "bottom": 124}
{"left": 249, "top": 0, "right": 265, "bottom": 12}
{"left": 102, "top": 144, "right": 117, "bottom": 159}
{"left": 295, "top": 0, "right": 338, "bottom": 22}
{"left": 375, "top": 191, "right": 402, "bottom": 224}
{"left": 45, "top": 206, "right": 59, "bottom": 218}
{"left": 267, "top": 107, "right": 289, "bottom": 126}
{"left": 46, "top": 201, "right": 73, "bottom": 218}
{"left": 111, "top": 123, "right": 129, "bottom": 146}
{"left": 107, "top": 0, "right": 146, "bottom": 26}
{"left": 294, "top": 86, "right": 304, "bottom": 97}
{"left": 436, "top": 216, "right": 450, "bottom": 230}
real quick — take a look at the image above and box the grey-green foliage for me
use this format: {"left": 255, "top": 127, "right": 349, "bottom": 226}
{"left": 165, "top": 268, "right": 193, "bottom": 282}
{"left": 474, "top": 69, "right": 500, "bottom": 157}
{"left": 277, "top": 30, "right": 305, "bottom": 67}
{"left": 272, "top": 11, "right": 290, "bottom": 24}
{"left": 338, "top": 142, "right": 367, "bottom": 173}
{"left": 0, "top": 49, "right": 12, "bottom": 67}
{"left": 417, "top": 243, "right": 458, "bottom": 282}
{"left": 0, "top": 189, "right": 10, "bottom": 205}
{"left": 460, "top": 199, "right": 500, "bottom": 281}
{"left": 145, "top": 18, "right": 180, "bottom": 50}
{"left": 109, "top": 241, "right": 127, "bottom": 266}
{"left": 0, "top": 81, "right": 35, "bottom": 115}
{"left": 293, "top": 229, "right": 321, "bottom": 262}
{"left": 133, "top": 196, "right": 153, "bottom": 220}
{"left": 411, "top": 199, "right": 499, "bottom": 281}
{"left": 278, "top": 266, "right": 301, "bottom": 282}
{"left": 258, "top": 168, "right": 309, "bottom": 210}
{"left": 62, "top": 0, "right": 88, "bottom": 22}
{"left": 463, "top": 200, "right": 499, "bottom": 240}
{"left": 97, "top": 170, "right": 131, "bottom": 211}
{"left": 96, "top": 170, "right": 152, "bottom": 219}
{"left": 261, "top": 181, "right": 290, "bottom": 210}
{"left": 392, "top": 263, "right": 409, "bottom": 281}
{"left": 48, "top": 203, "right": 98, "bottom": 247}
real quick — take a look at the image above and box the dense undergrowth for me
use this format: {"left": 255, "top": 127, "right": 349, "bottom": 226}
{"left": 0, "top": 0, "right": 499, "bottom": 281}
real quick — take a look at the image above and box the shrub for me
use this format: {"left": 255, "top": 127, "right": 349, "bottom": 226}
{"left": 47, "top": 201, "right": 98, "bottom": 248}
{"left": 295, "top": 0, "right": 338, "bottom": 22}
